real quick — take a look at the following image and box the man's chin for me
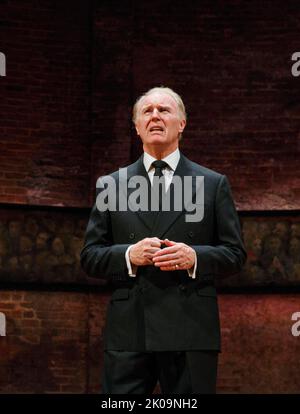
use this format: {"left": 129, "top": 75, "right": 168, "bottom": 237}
{"left": 150, "top": 140, "right": 167, "bottom": 147}
{"left": 147, "top": 134, "right": 166, "bottom": 143}
{"left": 149, "top": 134, "right": 164, "bottom": 139}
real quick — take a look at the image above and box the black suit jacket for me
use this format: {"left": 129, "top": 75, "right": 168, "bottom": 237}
{"left": 80, "top": 152, "right": 247, "bottom": 351}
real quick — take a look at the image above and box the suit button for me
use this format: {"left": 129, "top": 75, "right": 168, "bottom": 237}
{"left": 129, "top": 232, "right": 135, "bottom": 240}
{"left": 179, "top": 284, "right": 186, "bottom": 291}
{"left": 188, "top": 231, "right": 194, "bottom": 238}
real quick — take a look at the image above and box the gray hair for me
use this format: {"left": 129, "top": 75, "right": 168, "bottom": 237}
{"left": 132, "top": 86, "right": 187, "bottom": 124}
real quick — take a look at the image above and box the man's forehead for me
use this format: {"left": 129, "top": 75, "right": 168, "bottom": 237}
{"left": 140, "top": 92, "right": 178, "bottom": 108}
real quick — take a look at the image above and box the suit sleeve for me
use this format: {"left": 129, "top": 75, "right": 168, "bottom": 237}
{"left": 191, "top": 175, "right": 247, "bottom": 282}
{"left": 80, "top": 203, "right": 131, "bottom": 282}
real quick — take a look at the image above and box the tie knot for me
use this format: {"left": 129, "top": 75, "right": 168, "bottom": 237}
{"left": 152, "top": 160, "right": 168, "bottom": 171}
{"left": 152, "top": 160, "right": 168, "bottom": 178}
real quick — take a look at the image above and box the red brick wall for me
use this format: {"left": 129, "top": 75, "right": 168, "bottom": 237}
{"left": 0, "top": 289, "right": 111, "bottom": 393}
{"left": 1, "top": 0, "right": 299, "bottom": 208}
{"left": 92, "top": 0, "right": 300, "bottom": 210}
{"left": 218, "top": 294, "right": 300, "bottom": 393}
{"left": 90, "top": 1, "right": 133, "bottom": 192}
{"left": 0, "top": 0, "right": 91, "bottom": 206}
{"left": 0, "top": 291, "right": 299, "bottom": 393}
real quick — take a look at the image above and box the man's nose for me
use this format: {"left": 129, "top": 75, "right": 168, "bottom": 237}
{"left": 151, "top": 108, "right": 161, "bottom": 119}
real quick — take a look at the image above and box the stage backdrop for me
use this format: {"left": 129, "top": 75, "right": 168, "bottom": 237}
{"left": 0, "top": 0, "right": 300, "bottom": 394}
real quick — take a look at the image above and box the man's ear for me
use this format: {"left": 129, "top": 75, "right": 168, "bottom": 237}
{"left": 135, "top": 125, "right": 140, "bottom": 135}
{"left": 179, "top": 119, "right": 186, "bottom": 133}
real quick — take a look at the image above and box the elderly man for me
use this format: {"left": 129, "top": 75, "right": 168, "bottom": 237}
{"left": 81, "top": 86, "right": 246, "bottom": 394}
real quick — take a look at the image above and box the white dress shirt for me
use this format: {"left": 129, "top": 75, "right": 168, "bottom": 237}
{"left": 125, "top": 148, "right": 197, "bottom": 278}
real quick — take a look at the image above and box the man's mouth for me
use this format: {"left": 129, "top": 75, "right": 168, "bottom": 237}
{"left": 149, "top": 126, "right": 164, "bottom": 132}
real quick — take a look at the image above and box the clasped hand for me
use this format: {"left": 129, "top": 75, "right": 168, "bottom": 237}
{"left": 129, "top": 237, "right": 195, "bottom": 271}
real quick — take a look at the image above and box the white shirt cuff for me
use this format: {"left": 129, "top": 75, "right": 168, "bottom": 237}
{"left": 125, "top": 245, "right": 138, "bottom": 277}
{"left": 187, "top": 250, "right": 197, "bottom": 279}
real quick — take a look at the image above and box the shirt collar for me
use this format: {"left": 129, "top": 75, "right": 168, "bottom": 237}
{"left": 143, "top": 148, "right": 180, "bottom": 173}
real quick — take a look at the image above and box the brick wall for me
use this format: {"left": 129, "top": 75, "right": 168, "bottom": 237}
{"left": 218, "top": 294, "right": 300, "bottom": 393}
{"left": 90, "top": 1, "right": 134, "bottom": 192}
{"left": 0, "top": 291, "right": 299, "bottom": 393}
{"left": 0, "top": 0, "right": 299, "bottom": 208}
{"left": 94, "top": 0, "right": 300, "bottom": 210}
{"left": 0, "top": 0, "right": 91, "bottom": 206}
{"left": 0, "top": 289, "right": 110, "bottom": 393}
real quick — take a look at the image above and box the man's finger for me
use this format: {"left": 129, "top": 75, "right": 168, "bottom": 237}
{"left": 152, "top": 245, "right": 179, "bottom": 256}
{"left": 151, "top": 237, "right": 164, "bottom": 244}
{"left": 146, "top": 247, "right": 162, "bottom": 254}
{"left": 163, "top": 239, "right": 177, "bottom": 246}
{"left": 155, "top": 260, "right": 179, "bottom": 267}
{"left": 148, "top": 240, "right": 162, "bottom": 248}
{"left": 152, "top": 253, "right": 177, "bottom": 263}
{"left": 159, "top": 265, "right": 179, "bottom": 271}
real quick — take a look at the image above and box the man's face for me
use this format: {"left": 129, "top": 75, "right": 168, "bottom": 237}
{"left": 135, "top": 92, "right": 186, "bottom": 151}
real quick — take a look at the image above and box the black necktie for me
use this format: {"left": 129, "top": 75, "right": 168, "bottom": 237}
{"left": 152, "top": 160, "right": 168, "bottom": 210}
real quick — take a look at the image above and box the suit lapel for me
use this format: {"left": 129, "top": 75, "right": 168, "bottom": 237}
{"left": 121, "top": 152, "right": 198, "bottom": 237}
{"left": 123, "top": 155, "right": 155, "bottom": 231}
{"left": 150, "top": 152, "right": 197, "bottom": 238}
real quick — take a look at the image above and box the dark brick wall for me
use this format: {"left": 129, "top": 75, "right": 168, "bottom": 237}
{"left": 0, "top": 289, "right": 111, "bottom": 393}
{"left": 90, "top": 1, "right": 134, "bottom": 190}
{"left": 93, "top": 0, "right": 300, "bottom": 210}
{"left": 218, "top": 294, "right": 300, "bottom": 393}
{"left": 1, "top": 291, "right": 299, "bottom": 394}
{"left": 0, "top": 0, "right": 91, "bottom": 206}
{"left": 1, "top": 0, "right": 299, "bottom": 208}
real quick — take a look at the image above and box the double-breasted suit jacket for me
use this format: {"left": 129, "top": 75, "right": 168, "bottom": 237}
{"left": 80, "top": 152, "right": 247, "bottom": 352}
